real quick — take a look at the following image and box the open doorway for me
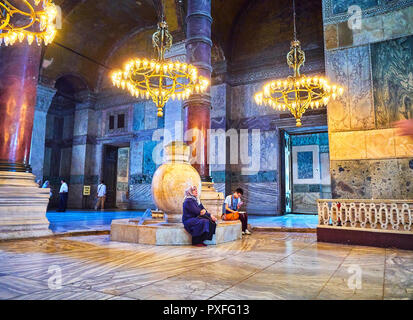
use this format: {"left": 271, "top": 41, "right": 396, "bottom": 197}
{"left": 102, "top": 144, "right": 130, "bottom": 209}
{"left": 281, "top": 129, "right": 331, "bottom": 214}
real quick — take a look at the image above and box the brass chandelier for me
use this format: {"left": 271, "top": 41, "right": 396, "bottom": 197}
{"left": 111, "top": 11, "right": 209, "bottom": 117}
{"left": 0, "top": 0, "right": 58, "bottom": 46}
{"left": 254, "top": 0, "right": 343, "bottom": 126}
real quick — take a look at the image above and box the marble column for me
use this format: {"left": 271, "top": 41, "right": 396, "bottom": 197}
{"left": 68, "top": 90, "right": 98, "bottom": 208}
{"left": 184, "top": 0, "right": 224, "bottom": 218}
{"left": 184, "top": 0, "right": 213, "bottom": 182}
{"left": 29, "top": 85, "right": 57, "bottom": 182}
{"left": 0, "top": 41, "right": 52, "bottom": 239}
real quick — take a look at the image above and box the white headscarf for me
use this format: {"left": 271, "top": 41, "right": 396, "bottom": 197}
{"left": 184, "top": 185, "right": 200, "bottom": 205}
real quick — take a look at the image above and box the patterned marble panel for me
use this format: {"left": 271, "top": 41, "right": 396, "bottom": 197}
{"left": 372, "top": 35, "right": 413, "bottom": 128}
{"left": 347, "top": 46, "right": 375, "bottom": 130}
{"left": 325, "top": 50, "right": 351, "bottom": 131}
{"left": 297, "top": 152, "right": 314, "bottom": 179}
{"left": 234, "top": 182, "right": 279, "bottom": 215}
{"left": 330, "top": 160, "right": 372, "bottom": 198}
{"left": 132, "top": 102, "right": 145, "bottom": 131}
{"left": 211, "top": 84, "right": 227, "bottom": 118}
{"left": 382, "top": 6, "right": 413, "bottom": 40}
{"left": 129, "top": 183, "right": 154, "bottom": 209}
{"left": 293, "top": 192, "right": 320, "bottom": 214}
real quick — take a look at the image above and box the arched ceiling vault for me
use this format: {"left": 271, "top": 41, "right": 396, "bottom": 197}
{"left": 40, "top": 0, "right": 324, "bottom": 92}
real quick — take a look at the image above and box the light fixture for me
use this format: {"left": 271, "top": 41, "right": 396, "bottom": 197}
{"left": 110, "top": 4, "right": 209, "bottom": 117}
{"left": 0, "top": 0, "right": 58, "bottom": 46}
{"left": 254, "top": 0, "right": 344, "bottom": 126}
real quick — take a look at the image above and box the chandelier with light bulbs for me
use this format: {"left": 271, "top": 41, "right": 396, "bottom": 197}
{"left": 0, "top": 0, "right": 58, "bottom": 46}
{"left": 254, "top": 0, "right": 343, "bottom": 127}
{"left": 111, "top": 18, "right": 209, "bottom": 117}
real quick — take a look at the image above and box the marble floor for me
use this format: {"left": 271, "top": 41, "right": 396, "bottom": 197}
{"left": 46, "top": 210, "right": 317, "bottom": 233}
{"left": 0, "top": 232, "right": 411, "bottom": 300}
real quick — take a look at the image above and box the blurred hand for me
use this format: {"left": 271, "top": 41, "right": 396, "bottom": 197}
{"left": 394, "top": 119, "right": 413, "bottom": 136}
{"left": 211, "top": 215, "right": 217, "bottom": 222}
{"left": 200, "top": 209, "right": 206, "bottom": 215}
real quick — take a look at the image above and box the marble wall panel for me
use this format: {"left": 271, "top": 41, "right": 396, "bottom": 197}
{"left": 293, "top": 192, "right": 320, "bottom": 214}
{"left": 395, "top": 134, "right": 413, "bottom": 157}
{"left": 330, "top": 160, "right": 372, "bottom": 198}
{"left": 365, "top": 128, "right": 395, "bottom": 159}
{"left": 144, "top": 102, "right": 159, "bottom": 130}
{"left": 330, "top": 131, "right": 367, "bottom": 160}
{"left": 130, "top": 140, "right": 144, "bottom": 176}
{"left": 133, "top": 102, "right": 146, "bottom": 131}
{"left": 232, "top": 182, "right": 279, "bottom": 215}
{"left": 352, "top": 15, "right": 384, "bottom": 46}
{"left": 382, "top": 7, "right": 413, "bottom": 40}
{"left": 348, "top": 46, "right": 375, "bottom": 130}
{"left": 325, "top": 49, "right": 351, "bottom": 131}
{"left": 60, "top": 147, "right": 73, "bottom": 177}
{"left": 70, "top": 145, "right": 86, "bottom": 176}
{"left": 230, "top": 82, "right": 277, "bottom": 120}
{"left": 372, "top": 35, "right": 413, "bottom": 128}
{"left": 129, "top": 184, "right": 154, "bottom": 210}
{"left": 211, "top": 84, "right": 227, "bottom": 118}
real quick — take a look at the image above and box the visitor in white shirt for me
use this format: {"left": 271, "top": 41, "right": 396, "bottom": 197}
{"left": 58, "top": 179, "right": 68, "bottom": 212}
{"left": 95, "top": 180, "right": 107, "bottom": 210}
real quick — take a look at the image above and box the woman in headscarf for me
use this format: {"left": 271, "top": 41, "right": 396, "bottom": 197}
{"left": 182, "top": 185, "right": 217, "bottom": 247}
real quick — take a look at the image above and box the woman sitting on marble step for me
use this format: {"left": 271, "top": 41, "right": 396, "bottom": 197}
{"left": 182, "top": 185, "right": 217, "bottom": 247}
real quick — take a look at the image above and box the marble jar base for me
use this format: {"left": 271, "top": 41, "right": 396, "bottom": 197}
{"left": 200, "top": 182, "right": 225, "bottom": 220}
{"left": 0, "top": 171, "right": 52, "bottom": 240}
{"left": 110, "top": 219, "right": 242, "bottom": 245}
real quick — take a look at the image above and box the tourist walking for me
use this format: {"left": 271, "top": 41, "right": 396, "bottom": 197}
{"left": 95, "top": 180, "right": 107, "bottom": 210}
{"left": 57, "top": 179, "right": 68, "bottom": 212}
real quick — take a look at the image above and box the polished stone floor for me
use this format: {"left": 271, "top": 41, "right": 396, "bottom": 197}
{"left": 46, "top": 210, "right": 317, "bottom": 233}
{"left": 0, "top": 232, "right": 411, "bottom": 300}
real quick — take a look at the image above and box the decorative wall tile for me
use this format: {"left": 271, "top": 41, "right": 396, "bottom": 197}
{"left": 297, "top": 152, "right": 314, "bottom": 179}
{"left": 331, "top": 0, "right": 378, "bottom": 15}
{"left": 372, "top": 35, "right": 413, "bottom": 128}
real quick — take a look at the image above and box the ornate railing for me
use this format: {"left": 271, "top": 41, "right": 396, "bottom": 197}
{"left": 318, "top": 199, "right": 413, "bottom": 232}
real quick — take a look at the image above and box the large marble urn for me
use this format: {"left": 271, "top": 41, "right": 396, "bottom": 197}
{"left": 151, "top": 141, "right": 201, "bottom": 223}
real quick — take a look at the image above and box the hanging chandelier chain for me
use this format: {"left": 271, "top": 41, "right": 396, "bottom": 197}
{"left": 292, "top": 0, "right": 297, "bottom": 41}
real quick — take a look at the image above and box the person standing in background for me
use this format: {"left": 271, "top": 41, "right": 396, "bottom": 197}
{"left": 95, "top": 180, "right": 107, "bottom": 210}
{"left": 58, "top": 179, "right": 68, "bottom": 212}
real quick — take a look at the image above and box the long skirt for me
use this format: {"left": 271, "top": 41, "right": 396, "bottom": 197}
{"left": 191, "top": 220, "right": 216, "bottom": 245}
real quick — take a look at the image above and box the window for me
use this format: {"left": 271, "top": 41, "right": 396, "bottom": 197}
{"left": 109, "top": 115, "right": 115, "bottom": 130}
{"left": 117, "top": 114, "right": 125, "bottom": 129}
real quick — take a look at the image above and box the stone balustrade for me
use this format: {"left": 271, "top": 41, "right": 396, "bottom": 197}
{"left": 317, "top": 199, "right": 413, "bottom": 232}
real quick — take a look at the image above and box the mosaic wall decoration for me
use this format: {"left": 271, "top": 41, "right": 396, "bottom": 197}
{"left": 331, "top": 0, "right": 378, "bottom": 15}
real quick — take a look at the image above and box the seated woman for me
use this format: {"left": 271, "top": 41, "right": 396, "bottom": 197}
{"left": 182, "top": 186, "right": 217, "bottom": 247}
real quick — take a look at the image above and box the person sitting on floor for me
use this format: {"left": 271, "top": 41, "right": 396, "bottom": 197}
{"left": 182, "top": 185, "right": 217, "bottom": 247}
{"left": 223, "top": 188, "right": 251, "bottom": 235}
